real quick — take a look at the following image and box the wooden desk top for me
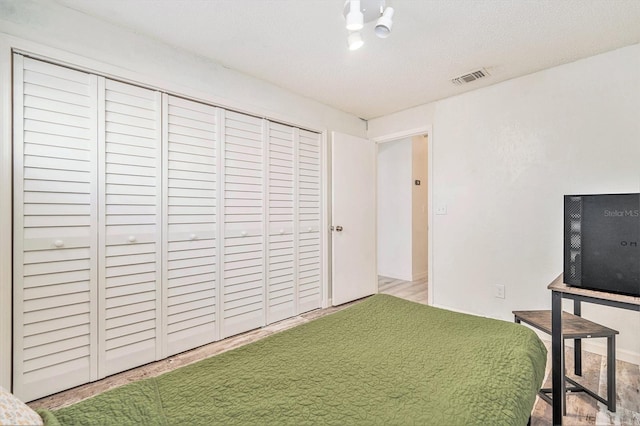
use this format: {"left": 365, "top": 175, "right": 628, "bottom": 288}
{"left": 547, "top": 274, "right": 640, "bottom": 307}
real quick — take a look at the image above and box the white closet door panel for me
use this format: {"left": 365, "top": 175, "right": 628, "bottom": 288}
{"left": 23, "top": 280, "right": 88, "bottom": 300}
{"left": 269, "top": 227, "right": 294, "bottom": 242}
{"left": 225, "top": 257, "right": 263, "bottom": 271}
{"left": 168, "top": 114, "right": 216, "bottom": 133}
{"left": 20, "top": 57, "right": 87, "bottom": 82}
{"left": 23, "top": 322, "right": 89, "bottom": 348}
{"left": 226, "top": 165, "right": 262, "bottom": 178}
{"left": 168, "top": 264, "right": 215, "bottom": 279}
{"left": 164, "top": 95, "right": 218, "bottom": 356}
{"left": 221, "top": 112, "right": 264, "bottom": 338}
{"left": 266, "top": 122, "right": 295, "bottom": 324}
{"left": 166, "top": 273, "right": 211, "bottom": 290}
{"left": 224, "top": 243, "right": 262, "bottom": 257}
{"left": 13, "top": 55, "right": 98, "bottom": 402}
{"left": 168, "top": 205, "right": 217, "bottom": 216}
{"left": 225, "top": 142, "right": 263, "bottom": 157}
{"left": 106, "top": 281, "right": 155, "bottom": 298}
{"left": 105, "top": 132, "right": 156, "bottom": 150}
{"left": 169, "top": 255, "right": 216, "bottom": 271}
{"left": 225, "top": 182, "right": 262, "bottom": 193}
{"left": 169, "top": 149, "right": 216, "bottom": 165}
{"left": 168, "top": 187, "right": 216, "bottom": 199}
{"left": 168, "top": 168, "right": 216, "bottom": 183}
{"left": 226, "top": 205, "right": 261, "bottom": 216}
{"left": 168, "top": 178, "right": 215, "bottom": 191}
{"left": 168, "top": 246, "right": 216, "bottom": 261}
{"left": 297, "top": 130, "right": 322, "bottom": 313}
{"left": 225, "top": 202, "right": 262, "bottom": 214}
{"left": 270, "top": 200, "right": 294, "bottom": 209}
{"left": 99, "top": 79, "right": 161, "bottom": 376}
{"left": 268, "top": 239, "right": 294, "bottom": 250}
{"left": 23, "top": 66, "right": 89, "bottom": 91}
{"left": 270, "top": 254, "right": 294, "bottom": 266}
{"left": 224, "top": 222, "right": 263, "bottom": 236}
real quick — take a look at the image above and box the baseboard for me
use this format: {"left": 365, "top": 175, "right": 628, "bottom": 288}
{"left": 431, "top": 303, "right": 488, "bottom": 318}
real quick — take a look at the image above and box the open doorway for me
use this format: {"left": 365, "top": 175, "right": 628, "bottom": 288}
{"left": 376, "top": 134, "right": 428, "bottom": 304}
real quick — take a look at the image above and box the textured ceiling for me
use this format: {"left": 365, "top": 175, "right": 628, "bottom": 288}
{"left": 54, "top": 0, "right": 640, "bottom": 119}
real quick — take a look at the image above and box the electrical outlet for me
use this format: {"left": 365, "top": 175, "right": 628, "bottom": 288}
{"left": 495, "top": 285, "right": 505, "bottom": 299}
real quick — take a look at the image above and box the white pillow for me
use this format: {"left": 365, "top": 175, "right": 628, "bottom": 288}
{"left": 0, "top": 386, "right": 43, "bottom": 426}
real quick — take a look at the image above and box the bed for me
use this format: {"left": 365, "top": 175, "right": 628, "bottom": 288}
{"left": 40, "top": 294, "right": 546, "bottom": 425}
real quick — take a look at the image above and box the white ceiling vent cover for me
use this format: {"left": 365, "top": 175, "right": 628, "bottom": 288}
{"left": 451, "top": 68, "right": 490, "bottom": 85}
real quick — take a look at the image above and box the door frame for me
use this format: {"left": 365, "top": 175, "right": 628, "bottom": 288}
{"left": 371, "top": 126, "right": 434, "bottom": 306}
{"left": 0, "top": 37, "right": 13, "bottom": 390}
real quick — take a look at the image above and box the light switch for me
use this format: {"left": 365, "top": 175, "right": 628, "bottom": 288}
{"left": 435, "top": 205, "right": 447, "bottom": 215}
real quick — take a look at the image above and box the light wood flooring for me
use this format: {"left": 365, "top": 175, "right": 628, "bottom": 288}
{"left": 30, "top": 276, "right": 639, "bottom": 426}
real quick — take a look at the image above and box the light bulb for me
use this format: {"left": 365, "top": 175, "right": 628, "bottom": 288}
{"left": 375, "top": 6, "right": 394, "bottom": 39}
{"left": 348, "top": 32, "right": 364, "bottom": 50}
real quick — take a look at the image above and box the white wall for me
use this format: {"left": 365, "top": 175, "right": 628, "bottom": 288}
{"left": 369, "top": 43, "right": 640, "bottom": 362}
{"left": 0, "top": 0, "right": 366, "bottom": 391}
{"left": 377, "top": 138, "right": 413, "bottom": 280}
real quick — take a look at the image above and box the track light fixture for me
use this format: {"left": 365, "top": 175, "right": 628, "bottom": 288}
{"left": 343, "top": 0, "right": 395, "bottom": 50}
{"left": 346, "top": 0, "right": 364, "bottom": 31}
{"left": 374, "top": 6, "right": 394, "bottom": 38}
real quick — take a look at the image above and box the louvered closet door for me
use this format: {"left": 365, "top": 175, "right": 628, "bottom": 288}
{"left": 13, "top": 56, "right": 98, "bottom": 401}
{"left": 266, "top": 122, "right": 296, "bottom": 324}
{"left": 99, "top": 79, "right": 162, "bottom": 376}
{"left": 164, "top": 95, "right": 218, "bottom": 355}
{"left": 221, "top": 111, "right": 264, "bottom": 338}
{"left": 297, "top": 130, "right": 322, "bottom": 313}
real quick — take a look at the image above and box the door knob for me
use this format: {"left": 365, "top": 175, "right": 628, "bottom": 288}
{"left": 335, "top": 225, "right": 343, "bottom": 232}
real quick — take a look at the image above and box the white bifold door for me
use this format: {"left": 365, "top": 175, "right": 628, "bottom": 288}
{"left": 265, "top": 124, "right": 322, "bottom": 324}
{"left": 221, "top": 111, "right": 265, "bottom": 338}
{"left": 13, "top": 55, "right": 100, "bottom": 401}
{"left": 13, "top": 55, "right": 323, "bottom": 401}
{"left": 99, "top": 79, "right": 163, "bottom": 377}
{"left": 163, "top": 95, "right": 219, "bottom": 356}
{"left": 13, "top": 56, "right": 165, "bottom": 399}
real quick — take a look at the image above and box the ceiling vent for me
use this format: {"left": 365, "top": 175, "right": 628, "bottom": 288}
{"left": 451, "top": 68, "right": 490, "bottom": 85}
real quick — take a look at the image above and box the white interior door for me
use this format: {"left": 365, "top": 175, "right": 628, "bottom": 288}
{"left": 331, "top": 132, "right": 377, "bottom": 305}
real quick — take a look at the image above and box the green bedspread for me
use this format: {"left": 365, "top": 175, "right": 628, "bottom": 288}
{"left": 42, "top": 294, "right": 546, "bottom": 425}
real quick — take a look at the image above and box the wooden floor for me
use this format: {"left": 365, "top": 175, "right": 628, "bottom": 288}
{"left": 30, "top": 276, "right": 639, "bottom": 425}
{"left": 378, "top": 275, "right": 428, "bottom": 304}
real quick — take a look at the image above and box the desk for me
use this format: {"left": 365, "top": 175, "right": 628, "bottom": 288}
{"left": 548, "top": 274, "right": 640, "bottom": 425}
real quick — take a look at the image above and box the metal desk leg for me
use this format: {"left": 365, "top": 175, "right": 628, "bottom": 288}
{"left": 573, "top": 299, "right": 582, "bottom": 376}
{"left": 607, "top": 334, "right": 616, "bottom": 412}
{"left": 552, "top": 291, "right": 564, "bottom": 425}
